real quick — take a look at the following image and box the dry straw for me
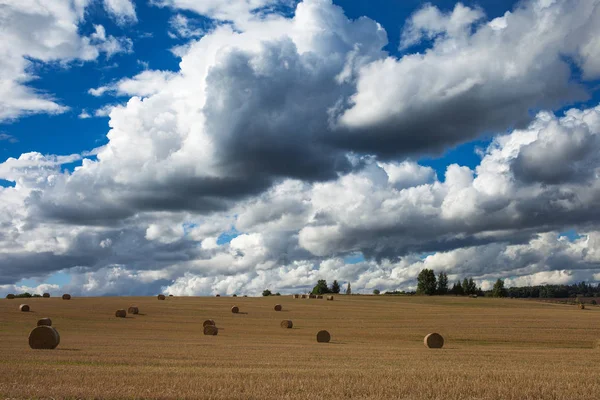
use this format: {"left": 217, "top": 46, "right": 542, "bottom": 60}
{"left": 274, "top": 304, "right": 282, "bottom": 311}
{"left": 157, "top": 294, "right": 166, "bottom": 300}
{"left": 37, "top": 318, "right": 52, "bottom": 327}
{"left": 316, "top": 330, "right": 331, "bottom": 343}
{"left": 424, "top": 333, "right": 444, "bottom": 348}
{"left": 326, "top": 296, "right": 334, "bottom": 301}
{"left": 42, "top": 293, "right": 50, "bottom": 298}
{"left": 128, "top": 306, "right": 139, "bottom": 314}
{"left": 204, "top": 325, "right": 218, "bottom": 335}
{"left": 115, "top": 309, "right": 127, "bottom": 318}
{"left": 62, "top": 294, "right": 71, "bottom": 300}
{"left": 203, "top": 319, "right": 216, "bottom": 327}
{"left": 6, "top": 294, "right": 15, "bottom": 299}
{"left": 19, "top": 304, "right": 30, "bottom": 312}
{"left": 231, "top": 306, "right": 239, "bottom": 313}
{"left": 578, "top": 303, "right": 585, "bottom": 310}
{"left": 29, "top": 326, "right": 60, "bottom": 349}
{"left": 281, "top": 320, "right": 293, "bottom": 329}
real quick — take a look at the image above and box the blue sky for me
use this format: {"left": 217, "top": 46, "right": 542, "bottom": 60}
{"left": 1, "top": 0, "right": 600, "bottom": 296}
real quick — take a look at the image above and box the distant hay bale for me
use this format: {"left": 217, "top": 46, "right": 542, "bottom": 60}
{"left": 316, "top": 330, "right": 331, "bottom": 343}
{"left": 29, "top": 326, "right": 60, "bottom": 350}
{"left": 281, "top": 320, "right": 293, "bottom": 329}
{"left": 317, "top": 295, "right": 323, "bottom": 299}
{"left": 579, "top": 303, "right": 585, "bottom": 310}
{"left": 115, "top": 309, "right": 127, "bottom": 318}
{"left": 424, "top": 333, "right": 444, "bottom": 348}
{"left": 157, "top": 294, "right": 166, "bottom": 300}
{"left": 326, "top": 295, "right": 334, "bottom": 301}
{"left": 203, "top": 319, "right": 216, "bottom": 327}
{"left": 293, "top": 294, "right": 299, "bottom": 299}
{"left": 301, "top": 295, "right": 307, "bottom": 299}
{"left": 19, "top": 304, "right": 30, "bottom": 312}
{"left": 274, "top": 304, "right": 282, "bottom": 311}
{"left": 128, "top": 306, "right": 139, "bottom": 314}
{"left": 62, "top": 294, "right": 71, "bottom": 300}
{"left": 169, "top": 294, "right": 174, "bottom": 297}
{"left": 37, "top": 318, "right": 52, "bottom": 327}
{"left": 231, "top": 306, "right": 239, "bottom": 314}
{"left": 204, "top": 325, "right": 218, "bottom": 335}
{"left": 6, "top": 294, "right": 15, "bottom": 299}
{"left": 243, "top": 295, "right": 248, "bottom": 297}
{"left": 42, "top": 293, "right": 50, "bottom": 298}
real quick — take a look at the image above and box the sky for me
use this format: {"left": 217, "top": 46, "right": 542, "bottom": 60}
{"left": 1, "top": 0, "right": 600, "bottom": 297}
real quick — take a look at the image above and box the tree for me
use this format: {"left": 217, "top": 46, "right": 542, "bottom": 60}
{"left": 491, "top": 279, "right": 507, "bottom": 298}
{"left": 373, "top": 289, "right": 380, "bottom": 295}
{"left": 346, "top": 282, "right": 352, "bottom": 295}
{"left": 330, "top": 280, "right": 341, "bottom": 294}
{"left": 262, "top": 289, "right": 272, "bottom": 296}
{"left": 467, "top": 278, "right": 478, "bottom": 295}
{"left": 312, "top": 279, "right": 330, "bottom": 295}
{"left": 417, "top": 269, "right": 437, "bottom": 295}
{"left": 437, "top": 272, "right": 448, "bottom": 295}
{"left": 451, "top": 280, "right": 464, "bottom": 296}
{"left": 462, "top": 278, "right": 470, "bottom": 295}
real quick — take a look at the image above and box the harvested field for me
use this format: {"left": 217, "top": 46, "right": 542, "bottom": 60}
{"left": 1, "top": 296, "right": 599, "bottom": 399}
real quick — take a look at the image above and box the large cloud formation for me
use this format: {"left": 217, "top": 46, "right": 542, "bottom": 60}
{"left": 1, "top": 0, "right": 600, "bottom": 296}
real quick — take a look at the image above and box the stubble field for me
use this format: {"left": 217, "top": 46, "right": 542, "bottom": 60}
{"left": 1, "top": 295, "right": 599, "bottom": 399}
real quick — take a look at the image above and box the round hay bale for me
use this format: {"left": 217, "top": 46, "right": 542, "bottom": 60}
{"left": 326, "top": 295, "right": 334, "bottom": 301}
{"left": 6, "top": 294, "right": 15, "bottom": 299}
{"left": 301, "top": 295, "right": 307, "bottom": 299}
{"left": 37, "top": 318, "right": 52, "bottom": 327}
{"left": 216, "top": 294, "right": 221, "bottom": 297}
{"left": 274, "top": 304, "right": 282, "bottom": 311}
{"left": 42, "top": 293, "right": 50, "bottom": 298}
{"left": 169, "top": 294, "right": 174, "bottom": 297}
{"left": 204, "top": 325, "right": 218, "bottom": 335}
{"left": 231, "top": 306, "right": 239, "bottom": 314}
{"left": 128, "top": 306, "right": 139, "bottom": 314}
{"left": 316, "top": 330, "right": 331, "bottom": 343}
{"left": 293, "top": 294, "right": 299, "bottom": 299}
{"left": 579, "top": 303, "right": 585, "bottom": 310}
{"left": 280, "top": 320, "right": 293, "bottom": 329}
{"left": 115, "top": 309, "right": 126, "bottom": 318}
{"left": 62, "top": 294, "right": 71, "bottom": 300}
{"left": 29, "top": 326, "right": 60, "bottom": 349}
{"left": 203, "top": 319, "right": 216, "bottom": 327}
{"left": 424, "top": 333, "right": 444, "bottom": 348}
{"left": 19, "top": 304, "right": 30, "bottom": 312}
{"left": 157, "top": 294, "right": 166, "bottom": 300}
{"left": 243, "top": 295, "right": 248, "bottom": 297}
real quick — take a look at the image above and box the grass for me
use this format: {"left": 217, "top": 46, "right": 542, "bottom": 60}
{"left": 0, "top": 295, "right": 599, "bottom": 399}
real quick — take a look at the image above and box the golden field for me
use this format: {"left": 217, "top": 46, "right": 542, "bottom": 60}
{"left": 1, "top": 295, "right": 599, "bottom": 399}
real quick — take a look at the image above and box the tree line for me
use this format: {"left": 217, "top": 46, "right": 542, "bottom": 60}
{"left": 416, "top": 269, "right": 485, "bottom": 296}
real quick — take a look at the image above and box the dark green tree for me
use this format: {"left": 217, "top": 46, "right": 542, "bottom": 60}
{"left": 373, "top": 289, "right": 380, "bottom": 295}
{"left": 417, "top": 269, "right": 437, "bottom": 295}
{"left": 262, "top": 289, "right": 272, "bottom": 296}
{"left": 330, "top": 280, "right": 341, "bottom": 294}
{"left": 491, "top": 279, "right": 507, "bottom": 297}
{"left": 312, "top": 279, "right": 330, "bottom": 295}
{"left": 467, "top": 278, "right": 478, "bottom": 295}
{"left": 453, "top": 280, "right": 465, "bottom": 296}
{"left": 346, "top": 282, "right": 352, "bottom": 295}
{"left": 462, "top": 278, "right": 470, "bottom": 294}
{"left": 437, "top": 272, "right": 448, "bottom": 295}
